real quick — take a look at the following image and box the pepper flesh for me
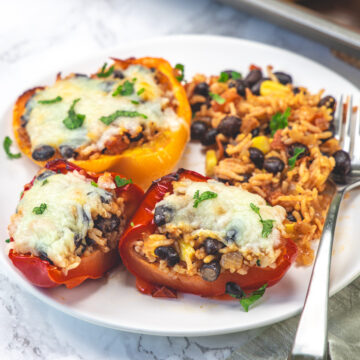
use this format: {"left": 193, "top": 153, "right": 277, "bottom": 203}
{"left": 119, "top": 169, "right": 297, "bottom": 298}
{"left": 12, "top": 57, "right": 191, "bottom": 189}
{"left": 8, "top": 159, "right": 144, "bottom": 288}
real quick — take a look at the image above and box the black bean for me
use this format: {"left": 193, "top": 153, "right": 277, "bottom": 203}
{"left": 113, "top": 70, "right": 124, "bottom": 79}
{"left": 225, "top": 228, "right": 237, "bottom": 243}
{"left": 74, "top": 233, "right": 83, "bottom": 248}
{"left": 287, "top": 143, "right": 309, "bottom": 159}
{"left": 223, "top": 143, "right": 230, "bottom": 158}
{"left": 201, "top": 129, "right": 218, "bottom": 146}
{"left": 225, "top": 282, "right": 245, "bottom": 299}
{"left": 217, "top": 116, "right": 242, "bottom": 138}
{"left": 36, "top": 170, "right": 56, "bottom": 181}
{"left": 32, "top": 145, "right": 55, "bottom": 161}
{"left": 244, "top": 69, "right": 263, "bottom": 87}
{"left": 191, "top": 121, "right": 208, "bottom": 141}
{"left": 251, "top": 127, "right": 260, "bottom": 137}
{"left": 74, "top": 73, "right": 88, "bottom": 78}
{"left": 154, "top": 246, "right": 180, "bottom": 267}
{"left": 100, "top": 192, "right": 113, "bottom": 204}
{"left": 203, "top": 238, "right": 225, "bottom": 255}
{"left": 59, "top": 145, "right": 75, "bottom": 159}
{"left": 251, "top": 77, "right": 269, "bottom": 96}
{"left": 94, "top": 214, "right": 120, "bottom": 233}
{"left": 318, "top": 95, "right": 336, "bottom": 110}
{"left": 240, "top": 173, "right": 252, "bottom": 183}
{"left": 228, "top": 79, "right": 247, "bottom": 97}
{"left": 154, "top": 205, "right": 174, "bottom": 226}
{"left": 130, "top": 131, "right": 143, "bottom": 142}
{"left": 332, "top": 150, "right": 351, "bottom": 176}
{"left": 38, "top": 250, "right": 54, "bottom": 265}
{"left": 193, "top": 82, "right": 209, "bottom": 97}
{"left": 293, "top": 87, "right": 301, "bottom": 95}
{"left": 263, "top": 157, "right": 285, "bottom": 174}
{"left": 86, "top": 236, "right": 94, "bottom": 246}
{"left": 274, "top": 71, "right": 292, "bottom": 85}
{"left": 249, "top": 147, "right": 264, "bottom": 169}
{"left": 191, "top": 102, "right": 205, "bottom": 114}
{"left": 200, "top": 261, "right": 221, "bottom": 282}
{"left": 287, "top": 212, "right": 297, "bottom": 222}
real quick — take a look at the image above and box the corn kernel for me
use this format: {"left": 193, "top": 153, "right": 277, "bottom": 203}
{"left": 285, "top": 223, "right": 295, "bottom": 234}
{"left": 179, "top": 240, "right": 195, "bottom": 266}
{"left": 203, "top": 255, "right": 215, "bottom": 264}
{"left": 260, "top": 80, "right": 290, "bottom": 96}
{"left": 252, "top": 136, "right": 270, "bottom": 154}
{"left": 206, "top": 150, "right": 217, "bottom": 176}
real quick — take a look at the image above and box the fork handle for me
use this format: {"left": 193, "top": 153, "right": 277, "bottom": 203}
{"left": 289, "top": 189, "right": 345, "bottom": 360}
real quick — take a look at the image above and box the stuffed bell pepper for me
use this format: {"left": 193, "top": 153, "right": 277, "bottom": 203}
{"left": 119, "top": 169, "right": 297, "bottom": 304}
{"left": 7, "top": 159, "right": 143, "bottom": 288}
{"left": 13, "top": 57, "right": 191, "bottom": 188}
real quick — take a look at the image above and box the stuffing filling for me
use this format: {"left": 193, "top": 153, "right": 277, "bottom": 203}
{"left": 134, "top": 179, "right": 287, "bottom": 281}
{"left": 8, "top": 169, "right": 126, "bottom": 271}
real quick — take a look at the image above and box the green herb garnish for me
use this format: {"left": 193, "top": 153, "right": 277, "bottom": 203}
{"left": 130, "top": 222, "right": 134, "bottom": 227}
{"left": 112, "top": 80, "right": 134, "bottom": 97}
{"left": 269, "top": 107, "right": 291, "bottom": 136}
{"left": 38, "top": 96, "right": 62, "bottom": 104}
{"left": 250, "top": 203, "right": 275, "bottom": 238}
{"left": 100, "top": 110, "right": 147, "bottom": 125}
{"left": 209, "top": 92, "right": 225, "bottom": 105}
{"left": 193, "top": 190, "right": 218, "bottom": 208}
{"left": 288, "top": 147, "right": 306, "bottom": 170}
{"left": 91, "top": 180, "right": 98, "bottom": 187}
{"left": 218, "top": 72, "right": 229, "bottom": 83}
{"left": 3, "top": 136, "right": 21, "bottom": 159}
{"left": 256, "top": 259, "right": 261, "bottom": 267}
{"left": 32, "top": 203, "right": 47, "bottom": 215}
{"left": 231, "top": 71, "right": 242, "bottom": 80}
{"left": 97, "top": 62, "right": 115, "bottom": 78}
{"left": 131, "top": 100, "right": 140, "bottom": 105}
{"left": 137, "top": 88, "right": 145, "bottom": 96}
{"left": 63, "top": 98, "right": 85, "bottom": 130}
{"left": 41, "top": 179, "right": 48, "bottom": 186}
{"left": 5, "top": 239, "right": 10, "bottom": 243}
{"left": 240, "top": 284, "right": 267, "bottom": 312}
{"left": 114, "top": 176, "right": 133, "bottom": 187}
{"left": 20, "top": 191, "right": 24, "bottom": 198}
{"left": 175, "top": 63, "right": 184, "bottom": 82}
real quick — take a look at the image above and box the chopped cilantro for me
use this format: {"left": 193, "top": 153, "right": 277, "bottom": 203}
{"left": 114, "top": 176, "right": 133, "bottom": 187}
{"left": 91, "top": 180, "right": 98, "bottom": 187}
{"left": 193, "top": 190, "right": 218, "bottom": 208}
{"left": 269, "top": 107, "right": 291, "bottom": 136}
{"left": 288, "top": 147, "right": 306, "bottom": 170}
{"left": 209, "top": 92, "right": 225, "bottom": 105}
{"left": 218, "top": 72, "right": 229, "bottom": 83}
{"left": 38, "top": 96, "right": 62, "bottom": 104}
{"left": 63, "top": 98, "right": 85, "bottom": 130}
{"left": 137, "top": 88, "right": 145, "bottom": 96}
{"left": 32, "top": 203, "right": 47, "bottom": 215}
{"left": 100, "top": 110, "right": 147, "bottom": 125}
{"left": 112, "top": 80, "right": 134, "bottom": 97}
{"left": 174, "top": 63, "right": 184, "bottom": 81}
{"left": 240, "top": 284, "right": 267, "bottom": 312}
{"left": 3, "top": 136, "right": 21, "bottom": 159}
{"left": 231, "top": 71, "right": 242, "bottom": 80}
{"left": 131, "top": 100, "right": 140, "bottom": 105}
{"left": 130, "top": 222, "right": 134, "bottom": 227}
{"left": 41, "top": 179, "right": 48, "bottom": 186}
{"left": 5, "top": 239, "right": 10, "bottom": 243}
{"left": 97, "top": 63, "right": 115, "bottom": 78}
{"left": 250, "top": 203, "right": 275, "bottom": 238}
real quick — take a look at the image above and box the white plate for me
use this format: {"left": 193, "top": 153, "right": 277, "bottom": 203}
{"left": 0, "top": 35, "right": 359, "bottom": 336}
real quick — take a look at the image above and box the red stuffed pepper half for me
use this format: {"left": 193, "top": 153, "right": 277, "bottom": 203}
{"left": 119, "top": 169, "right": 297, "bottom": 300}
{"left": 8, "top": 159, "right": 143, "bottom": 289}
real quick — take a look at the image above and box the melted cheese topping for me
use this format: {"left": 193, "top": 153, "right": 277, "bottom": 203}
{"left": 156, "top": 179, "right": 286, "bottom": 255}
{"left": 9, "top": 171, "right": 114, "bottom": 269}
{"left": 25, "top": 65, "right": 181, "bottom": 151}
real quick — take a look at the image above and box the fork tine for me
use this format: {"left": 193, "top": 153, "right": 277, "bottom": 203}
{"left": 342, "top": 95, "right": 352, "bottom": 153}
{"left": 350, "top": 97, "right": 360, "bottom": 160}
{"left": 334, "top": 95, "right": 343, "bottom": 142}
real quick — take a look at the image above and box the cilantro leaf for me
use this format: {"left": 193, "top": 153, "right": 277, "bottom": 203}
{"left": 231, "top": 71, "right": 242, "bottom": 80}
{"left": 63, "top": 98, "right": 86, "bottom": 130}
{"left": 131, "top": 100, "right": 140, "bottom": 105}
{"left": 32, "top": 203, "right": 47, "bottom": 215}
{"left": 288, "top": 147, "right": 306, "bottom": 170}
{"left": 91, "top": 180, "right": 98, "bottom": 187}
{"left": 38, "top": 96, "right": 62, "bottom": 104}
{"left": 209, "top": 92, "right": 225, "bottom": 105}
{"left": 218, "top": 72, "right": 230, "bottom": 83}
{"left": 3, "top": 136, "right": 21, "bottom": 159}
{"left": 239, "top": 284, "right": 267, "bottom": 312}
{"left": 137, "top": 88, "right": 145, "bottom": 96}
{"left": 114, "top": 176, "right": 132, "bottom": 187}
{"left": 100, "top": 110, "right": 148, "bottom": 125}
{"left": 269, "top": 107, "right": 291, "bottom": 136}
{"left": 193, "top": 190, "right": 218, "bottom": 208}
{"left": 5, "top": 239, "right": 10, "bottom": 243}
{"left": 250, "top": 203, "right": 275, "bottom": 238}
{"left": 174, "top": 63, "right": 184, "bottom": 81}
{"left": 41, "top": 179, "right": 48, "bottom": 186}
{"left": 112, "top": 80, "right": 134, "bottom": 97}
{"left": 97, "top": 63, "right": 115, "bottom": 78}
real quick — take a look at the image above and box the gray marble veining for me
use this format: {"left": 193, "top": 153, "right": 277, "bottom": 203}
{"left": 0, "top": 0, "right": 359, "bottom": 359}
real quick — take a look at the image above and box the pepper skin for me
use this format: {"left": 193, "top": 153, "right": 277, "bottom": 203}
{"left": 119, "top": 169, "right": 297, "bottom": 298}
{"left": 12, "top": 57, "right": 191, "bottom": 189}
{"left": 8, "top": 159, "right": 144, "bottom": 289}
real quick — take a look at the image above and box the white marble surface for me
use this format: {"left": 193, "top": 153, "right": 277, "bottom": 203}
{"left": 0, "top": 1, "right": 359, "bottom": 359}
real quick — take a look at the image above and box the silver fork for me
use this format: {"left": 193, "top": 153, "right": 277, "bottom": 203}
{"left": 289, "top": 95, "right": 360, "bottom": 359}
